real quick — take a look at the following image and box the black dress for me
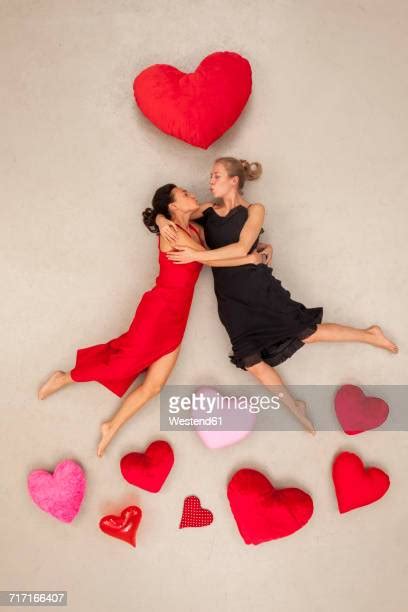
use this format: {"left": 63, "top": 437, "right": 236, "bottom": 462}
{"left": 196, "top": 204, "right": 323, "bottom": 370}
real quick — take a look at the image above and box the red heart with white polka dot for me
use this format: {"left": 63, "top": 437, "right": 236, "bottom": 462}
{"left": 179, "top": 495, "right": 214, "bottom": 528}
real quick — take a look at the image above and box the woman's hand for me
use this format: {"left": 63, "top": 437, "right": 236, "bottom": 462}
{"left": 166, "top": 246, "right": 200, "bottom": 264}
{"left": 256, "top": 243, "right": 273, "bottom": 265}
{"left": 252, "top": 251, "right": 267, "bottom": 265}
{"left": 157, "top": 217, "right": 178, "bottom": 243}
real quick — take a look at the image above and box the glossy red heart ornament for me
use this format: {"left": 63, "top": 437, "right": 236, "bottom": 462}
{"left": 99, "top": 505, "right": 142, "bottom": 547}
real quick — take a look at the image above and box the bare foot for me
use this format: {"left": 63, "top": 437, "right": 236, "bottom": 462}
{"left": 291, "top": 400, "right": 316, "bottom": 435}
{"left": 366, "top": 325, "right": 398, "bottom": 353}
{"left": 97, "top": 421, "right": 117, "bottom": 457}
{"left": 38, "top": 370, "right": 69, "bottom": 400}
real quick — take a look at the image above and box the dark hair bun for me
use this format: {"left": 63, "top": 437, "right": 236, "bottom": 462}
{"left": 142, "top": 207, "right": 158, "bottom": 234}
{"left": 142, "top": 183, "right": 177, "bottom": 234}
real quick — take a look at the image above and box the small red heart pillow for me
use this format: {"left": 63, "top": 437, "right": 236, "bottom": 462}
{"left": 120, "top": 440, "right": 174, "bottom": 492}
{"left": 133, "top": 51, "right": 252, "bottom": 149}
{"left": 335, "top": 384, "right": 389, "bottom": 435}
{"left": 332, "top": 451, "right": 390, "bottom": 513}
{"left": 179, "top": 495, "right": 214, "bottom": 529}
{"left": 227, "top": 468, "right": 314, "bottom": 544}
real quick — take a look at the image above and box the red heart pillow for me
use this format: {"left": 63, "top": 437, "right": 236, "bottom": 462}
{"left": 133, "top": 51, "right": 252, "bottom": 149}
{"left": 332, "top": 451, "right": 390, "bottom": 513}
{"left": 227, "top": 468, "right": 314, "bottom": 544}
{"left": 335, "top": 384, "right": 389, "bottom": 435}
{"left": 120, "top": 440, "right": 174, "bottom": 492}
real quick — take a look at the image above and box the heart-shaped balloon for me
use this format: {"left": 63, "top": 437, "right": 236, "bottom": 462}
{"left": 227, "top": 468, "right": 314, "bottom": 544}
{"left": 194, "top": 386, "right": 256, "bottom": 449}
{"left": 27, "top": 459, "right": 86, "bottom": 523}
{"left": 133, "top": 51, "right": 252, "bottom": 149}
{"left": 334, "top": 384, "right": 389, "bottom": 435}
{"left": 332, "top": 451, "right": 390, "bottom": 513}
{"left": 99, "top": 505, "right": 142, "bottom": 547}
{"left": 120, "top": 440, "right": 174, "bottom": 492}
{"left": 179, "top": 495, "right": 214, "bottom": 529}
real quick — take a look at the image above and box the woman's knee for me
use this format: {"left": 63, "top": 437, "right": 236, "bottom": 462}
{"left": 141, "top": 379, "right": 165, "bottom": 397}
{"left": 302, "top": 327, "right": 320, "bottom": 344}
{"left": 245, "top": 361, "right": 268, "bottom": 378}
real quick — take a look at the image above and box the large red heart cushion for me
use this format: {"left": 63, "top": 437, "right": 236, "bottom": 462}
{"left": 334, "top": 384, "right": 389, "bottom": 435}
{"left": 332, "top": 451, "right": 390, "bottom": 513}
{"left": 120, "top": 440, "right": 174, "bottom": 492}
{"left": 133, "top": 51, "right": 252, "bottom": 149}
{"left": 227, "top": 468, "right": 314, "bottom": 544}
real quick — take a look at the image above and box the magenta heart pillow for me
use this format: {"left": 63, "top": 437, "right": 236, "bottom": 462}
{"left": 194, "top": 386, "right": 255, "bottom": 449}
{"left": 133, "top": 51, "right": 252, "bottom": 149}
{"left": 334, "top": 384, "right": 389, "bottom": 435}
{"left": 28, "top": 459, "right": 86, "bottom": 523}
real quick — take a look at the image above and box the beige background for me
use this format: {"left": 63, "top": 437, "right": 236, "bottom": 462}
{"left": 1, "top": 1, "right": 407, "bottom": 610}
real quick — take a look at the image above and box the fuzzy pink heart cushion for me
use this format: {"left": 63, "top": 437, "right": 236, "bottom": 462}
{"left": 28, "top": 459, "right": 86, "bottom": 523}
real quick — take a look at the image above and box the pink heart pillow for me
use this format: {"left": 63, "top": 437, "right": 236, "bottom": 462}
{"left": 194, "top": 386, "right": 255, "bottom": 449}
{"left": 133, "top": 51, "right": 252, "bottom": 149}
{"left": 27, "top": 459, "right": 86, "bottom": 523}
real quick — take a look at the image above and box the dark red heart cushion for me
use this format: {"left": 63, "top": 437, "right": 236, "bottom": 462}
{"left": 335, "top": 384, "right": 389, "bottom": 435}
{"left": 179, "top": 495, "right": 214, "bottom": 529}
{"left": 227, "top": 468, "right": 314, "bottom": 544}
{"left": 99, "top": 505, "right": 142, "bottom": 547}
{"left": 120, "top": 440, "right": 174, "bottom": 492}
{"left": 133, "top": 51, "right": 252, "bottom": 149}
{"left": 332, "top": 451, "right": 390, "bottom": 513}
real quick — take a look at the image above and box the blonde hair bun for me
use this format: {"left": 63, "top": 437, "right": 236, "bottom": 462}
{"left": 239, "top": 159, "right": 263, "bottom": 181}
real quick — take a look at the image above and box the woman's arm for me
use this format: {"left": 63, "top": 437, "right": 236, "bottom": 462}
{"left": 170, "top": 223, "right": 270, "bottom": 267}
{"left": 204, "top": 252, "right": 265, "bottom": 267}
{"left": 167, "top": 203, "right": 265, "bottom": 263}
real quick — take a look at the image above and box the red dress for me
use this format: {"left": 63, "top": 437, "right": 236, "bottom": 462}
{"left": 70, "top": 224, "right": 203, "bottom": 397}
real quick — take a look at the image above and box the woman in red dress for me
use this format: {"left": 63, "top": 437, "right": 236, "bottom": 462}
{"left": 38, "top": 183, "right": 270, "bottom": 456}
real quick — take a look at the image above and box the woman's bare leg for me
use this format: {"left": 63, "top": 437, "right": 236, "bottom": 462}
{"left": 38, "top": 370, "right": 74, "bottom": 400}
{"left": 245, "top": 361, "right": 316, "bottom": 434}
{"left": 97, "top": 346, "right": 181, "bottom": 457}
{"left": 302, "top": 323, "right": 398, "bottom": 352}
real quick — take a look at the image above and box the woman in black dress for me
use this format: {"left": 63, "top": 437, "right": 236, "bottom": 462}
{"left": 157, "top": 157, "right": 398, "bottom": 433}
